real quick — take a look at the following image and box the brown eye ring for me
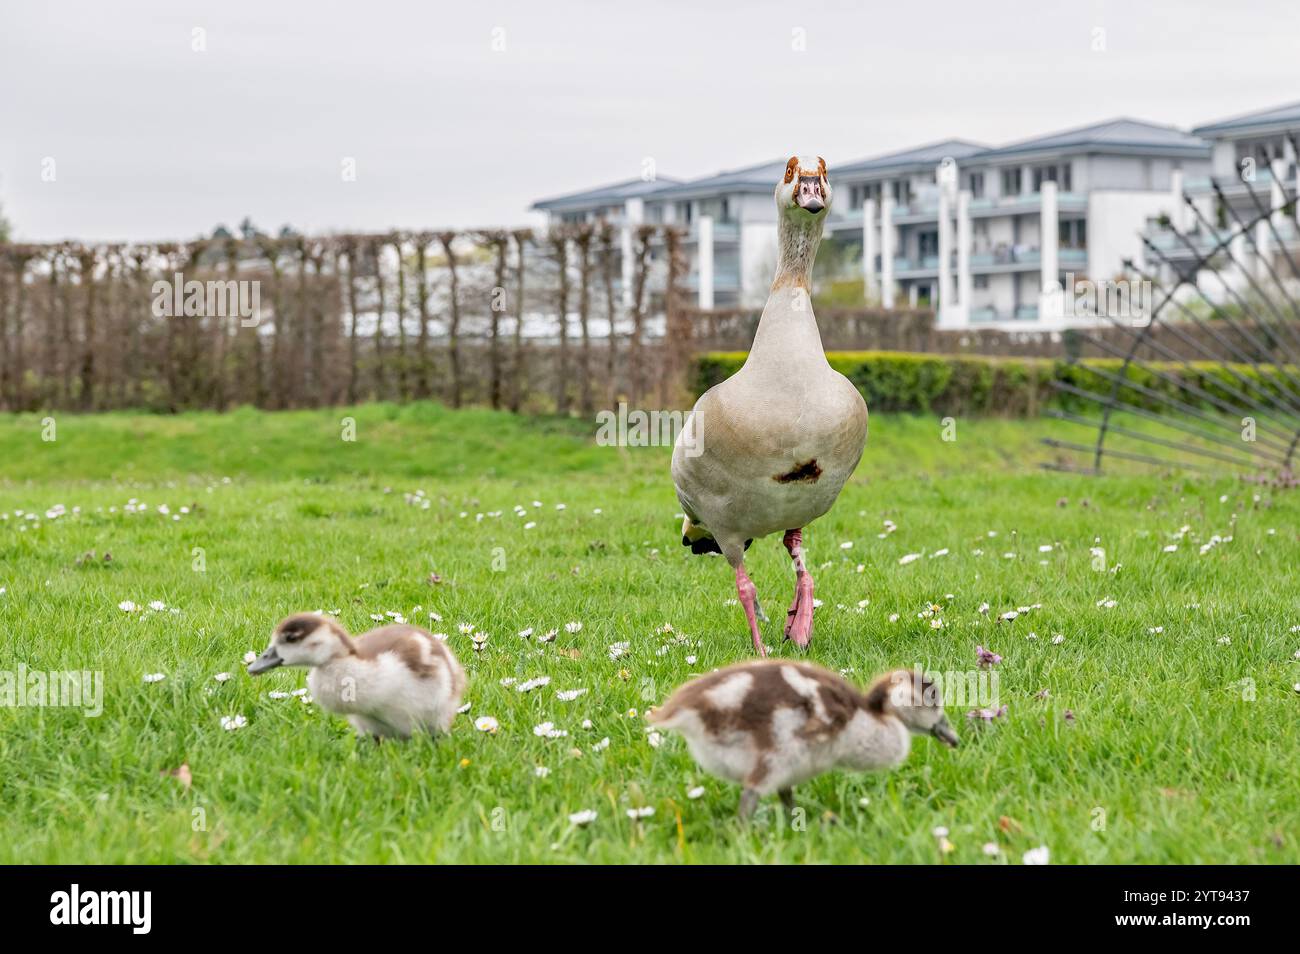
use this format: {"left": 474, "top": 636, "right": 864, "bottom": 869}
{"left": 783, "top": 157, "right": 798, "bottom": 184}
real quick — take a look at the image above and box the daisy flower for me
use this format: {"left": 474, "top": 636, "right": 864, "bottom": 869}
{"left": 1022, "top": 845, "right": 1050, "bottom": 865}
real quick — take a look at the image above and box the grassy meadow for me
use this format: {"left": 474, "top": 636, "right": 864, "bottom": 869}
{"left": 0, "top": 402, "right": 1297, "bottom": 863}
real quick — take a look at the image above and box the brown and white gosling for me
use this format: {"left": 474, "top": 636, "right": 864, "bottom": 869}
{"left": 248, "top": 613, "right": 466, "bottom": 740}
{"left": 648, "top": 662, "right": 959, "bottom": 818}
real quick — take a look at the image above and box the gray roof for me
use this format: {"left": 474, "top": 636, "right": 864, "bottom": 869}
{"left": 645, "top": 159, "right": 789, "bottom": 201}
{"left": 531, "top": 176, "right": 679, "bottom": 212}
{"left": 835, "top": 139, "right": 988, "bottom": 178}
{"left": 970, "top": 118, "right": 1208, "bottom": 162}
{"left": 1193, "top": 100, "right": 1300, "bottom": 138}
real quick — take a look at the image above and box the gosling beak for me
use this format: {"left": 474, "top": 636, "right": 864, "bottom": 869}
{"left": 795, "top": 175, "right": 825, "bottom": 214}
{"left": 247, "top": 646, "right": 283, "bottom": 675}
{"left": 931, "top": 716, "right": 960, "bottom": 748}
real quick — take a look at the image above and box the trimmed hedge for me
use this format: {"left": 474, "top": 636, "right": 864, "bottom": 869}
{"left": 693, "top": 350, "right": 1300, "bottom": 418}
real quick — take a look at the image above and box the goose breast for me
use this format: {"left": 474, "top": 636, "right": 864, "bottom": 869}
{"left": 673, "top": 364, "right": 867, "bottom": 540}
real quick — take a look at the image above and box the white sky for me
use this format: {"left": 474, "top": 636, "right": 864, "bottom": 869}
{"left": 0, "top": 0, "right": 1295, "bottom": 241}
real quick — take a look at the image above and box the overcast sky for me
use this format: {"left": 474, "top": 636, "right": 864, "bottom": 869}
{"left": 1, "top": 0, "right": 1294, "bottom": 242}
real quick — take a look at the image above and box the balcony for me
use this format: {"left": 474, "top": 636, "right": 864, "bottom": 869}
{"left": 893, "top": 255, "right": 939, "bottom": 278}
{"left": 968, "top": 246, "right": 1086, "bottom": 272}
{"left": 685, "top": 270, "right": 741, "bottom": 293}
{"left": 833, "top": 191, "right": 1090, "bottom": 231}
{"left": 890, "top": 246, "right": 1086, "bottom": 277}
{"left": 968, "top": 191, "right": 1088, "bottom": 216}
{"left": 687, "top": 219, "right": 741, "bottom": 243}
{"left": 967, "top": 304, "right": 1042, "bottom": 323}
{"left": 1184, "top": 168, "right": 1290, "bottom": 196}
{"left": 1146, "top": 219, "right": 1300, "bottom": 260}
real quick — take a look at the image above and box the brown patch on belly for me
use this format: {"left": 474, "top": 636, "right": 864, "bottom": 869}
{"left": 773, "top": 459, "right": 822, "bottom": 483}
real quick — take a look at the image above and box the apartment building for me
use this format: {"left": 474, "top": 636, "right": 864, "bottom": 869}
{"left": 531, "top": 118, "right": 1212, "bottom": 329}
{"left": 1142, "top": 101, "right": 1300, "bottom": 285}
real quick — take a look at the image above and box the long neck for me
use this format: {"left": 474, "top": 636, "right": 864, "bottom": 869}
{"left": 771, "top": 211, "right": 823, "bottom": 293}
{"left": 747, "top": 213, "right": 826, "bottom": 368}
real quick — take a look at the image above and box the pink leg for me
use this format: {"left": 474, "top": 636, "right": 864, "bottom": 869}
{"left": 783, "top": 528, "right": 814, "bottom": 648}
{"left": 735, "top": 563, "right": 767, "bottom": 657}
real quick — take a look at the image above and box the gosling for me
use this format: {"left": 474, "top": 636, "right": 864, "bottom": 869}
{"left": 248, "top": 613, "right": 466, "bottom": 740}
{"left": 648, "top": 662, "right": 958, "bottom": 818}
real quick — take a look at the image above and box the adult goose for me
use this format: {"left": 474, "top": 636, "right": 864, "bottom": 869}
{"left": 672, "top": 156, "right": 868, "bottom": 655}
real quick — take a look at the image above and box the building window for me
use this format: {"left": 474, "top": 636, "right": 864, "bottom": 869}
{"left": 1001, "top": 167, "right": 1022, "bottom": 196}
{"left": 1059, "top": 219, "right": 1087, "bottom": 249}
{"left": 918, "top": 230, "right": 938, "bottom": 259}
{"left": 974, "top": 275, "right": 989, "bottom": 289}
{"left": 1029, "top": 163, "right": 1072, "bottom": 193}
{"left": 967, "top": 172, "right": 984, "bottom": 198}
{"left": 678, "top": 201, "right": 693, "bottom": 224}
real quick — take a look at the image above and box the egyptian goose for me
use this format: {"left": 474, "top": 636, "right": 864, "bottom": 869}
{"left": 648, "top": 663, "right": 958, "bottom": 819}
{"left": 673, "top": 156, "right": 868, "bottom": 654}
{"left": 248, "top": 613, "right": 466, "bottom": 739}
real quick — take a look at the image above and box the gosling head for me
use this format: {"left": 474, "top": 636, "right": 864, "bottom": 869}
{"left": 248, "top": 613, "right": 353, "bottom": 674}
{"left": 870, "top": 669, "right": 960, "bottom": 748}
{"left": 776, "top": 155, "right": 832, "bottom": 219}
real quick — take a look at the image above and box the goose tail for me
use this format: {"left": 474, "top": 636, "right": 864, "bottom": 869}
{"left": 679, "top": 516, "right": 752, "bottom": 556}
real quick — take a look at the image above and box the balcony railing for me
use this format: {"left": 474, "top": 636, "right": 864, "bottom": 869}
{"left": 688, "top": 219, "right": 741, "bottom": 243}
{"left": 967, "top": 304, "right": 1042, "bottom": 323}
{"left": 685, "top": 271, "right": 741, "bottom": 292}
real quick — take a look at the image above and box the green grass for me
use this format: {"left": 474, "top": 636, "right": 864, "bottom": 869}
{"left": 0, "top": 402, "right": 1297, "bottom": 863}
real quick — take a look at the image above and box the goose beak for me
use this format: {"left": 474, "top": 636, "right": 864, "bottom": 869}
{"left": 247, "top": 646, "right": 283, "bottom": 675}
{"left": 931, "top": 716, "right": 960, "bottom": 748}
{"left": 795, "top": 176, "right": 825, "bottom": 214}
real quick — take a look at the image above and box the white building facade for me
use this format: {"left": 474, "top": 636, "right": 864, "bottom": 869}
{"left": 533, "top": 118, "right": 1216, "bottom": 330}
{"left": 1142, "top": 101, "right": 1300, "bottom": 292}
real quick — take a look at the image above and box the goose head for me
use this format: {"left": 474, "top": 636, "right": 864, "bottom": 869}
{"left": 876, "top": 669, "right": 960, "bottom": 747}
{"left": 248, "top": 613, "right": 354, "bottom": 674}
{"left": 776, "top": 155, "right": 832, "bottom": 220}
